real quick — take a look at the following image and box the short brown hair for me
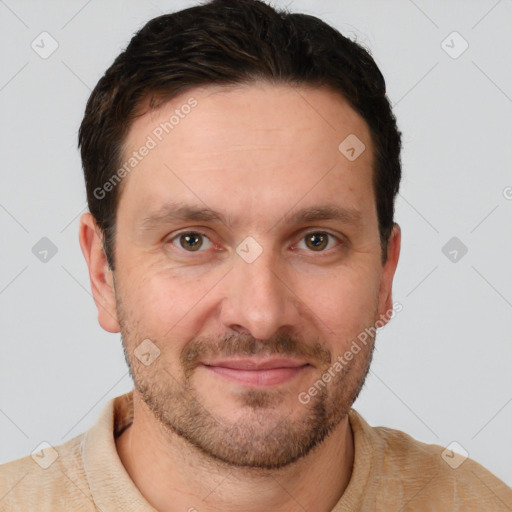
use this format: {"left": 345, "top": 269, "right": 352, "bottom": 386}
{"left": 78, "top": 0, "right": 401, "bottom": 270}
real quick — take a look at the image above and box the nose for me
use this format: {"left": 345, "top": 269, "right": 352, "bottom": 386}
{"left": 219, "top": 244, "right": 301, "bottom": 341}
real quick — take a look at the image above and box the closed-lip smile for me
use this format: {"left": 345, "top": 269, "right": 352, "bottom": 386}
{"left": 202, "top": 358, "right": 310, "bottom": 370}
{"left": 200, "top": 358, "right": 311, "bottom": 387}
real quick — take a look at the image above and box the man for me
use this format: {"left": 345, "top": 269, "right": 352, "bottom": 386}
{"left": 1, "top": 0, "right": 510, "bottom": 510}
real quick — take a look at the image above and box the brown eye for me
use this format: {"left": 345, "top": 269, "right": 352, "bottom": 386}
{"left": 298, "top": 231, "right": 339, "bottom": 253}
{"left": 172, "top": 232, "right": 211, "bottom": 252}
{"left": 305, "top": 232, "right": 328, "bottom": 251}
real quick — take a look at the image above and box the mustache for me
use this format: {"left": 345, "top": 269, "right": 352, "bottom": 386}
{"left": 180, "top": 331, "right": 332, "bottom": 377}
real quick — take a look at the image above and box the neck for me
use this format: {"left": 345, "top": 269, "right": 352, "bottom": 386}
{"left": 116, "top": 390, "right": 354, "bottom": 512}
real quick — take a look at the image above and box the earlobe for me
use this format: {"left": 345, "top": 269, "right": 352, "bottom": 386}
{"left": 377, "top": 223, "right": 401, "bottom": 324}
{"left": 78, "top": 212, "right": 120, "bottom": 333}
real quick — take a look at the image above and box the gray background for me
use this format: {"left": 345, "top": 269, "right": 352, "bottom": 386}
{"left": 1, "top": 0, "right": 511, "bottom": 489}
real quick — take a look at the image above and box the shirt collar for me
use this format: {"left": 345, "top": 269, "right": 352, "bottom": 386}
{"left": 81, "top": 390, "right": 372, "bottom": 511}
{"left": 82, "top": 391, "right": 156, "bottom": 511}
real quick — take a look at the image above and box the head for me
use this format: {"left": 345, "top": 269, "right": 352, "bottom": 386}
{"left": 79, "top": 0, "right": 402, "bottom": 470}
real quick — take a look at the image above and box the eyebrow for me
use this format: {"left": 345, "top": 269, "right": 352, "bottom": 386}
{"left": 138, "top": 202, "right": 362, "bottom": 232}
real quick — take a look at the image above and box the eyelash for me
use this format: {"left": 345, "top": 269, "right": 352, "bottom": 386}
{"left": 167, "top": 230, "right": 343, "bottom": 256}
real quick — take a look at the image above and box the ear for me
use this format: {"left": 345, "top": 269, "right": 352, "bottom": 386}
{"left": 376, "top": 223, "right": 401, "bottom": 325}
{"left": 78, "top": 212, "right": 120, "bottom": 333}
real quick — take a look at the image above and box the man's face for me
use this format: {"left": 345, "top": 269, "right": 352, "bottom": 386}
{"left": 105, "top": 82, "right": 399, "bottom": 469}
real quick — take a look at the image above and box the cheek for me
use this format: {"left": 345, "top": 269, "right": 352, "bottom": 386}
{"left": 118, "top": 266, "right": 215, "bottom": 342}
{"left": 296, "top": 263, "right": 380, "bottom": 345}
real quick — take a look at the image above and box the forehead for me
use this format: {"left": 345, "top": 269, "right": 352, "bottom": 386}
{"left": 118, "top": 82, "right": 376, "bottom": 230}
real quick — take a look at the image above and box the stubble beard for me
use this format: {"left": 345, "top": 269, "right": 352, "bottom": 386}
{"left": 117, "top": 296, "right": 376, "bottom": 470}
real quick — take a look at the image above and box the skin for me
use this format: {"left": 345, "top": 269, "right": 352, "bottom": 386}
{"left": 79, "top": 82, "right": 401, "bottom": 512}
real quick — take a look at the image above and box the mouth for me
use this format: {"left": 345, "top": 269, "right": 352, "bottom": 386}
{"left": 200, "top": 358, "right": 311, "bottom": 387}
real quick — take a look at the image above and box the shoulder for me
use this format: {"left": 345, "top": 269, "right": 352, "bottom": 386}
{"left": 349, "top": 410, "right": 512, "bottom": 510}
{"left": 0, "top": 434, "right": 96, "bottom": 511}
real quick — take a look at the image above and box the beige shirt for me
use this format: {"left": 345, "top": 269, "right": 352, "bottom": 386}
{"left": 1, "top": 390, "right": 511, "bottom": 511}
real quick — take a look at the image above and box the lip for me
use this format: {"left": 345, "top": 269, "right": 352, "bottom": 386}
{"left": 200, "top": 358, "right": 310, "bottom": 387}
{"left": 202, "top": 358, "right": 309, "bottom": 370}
